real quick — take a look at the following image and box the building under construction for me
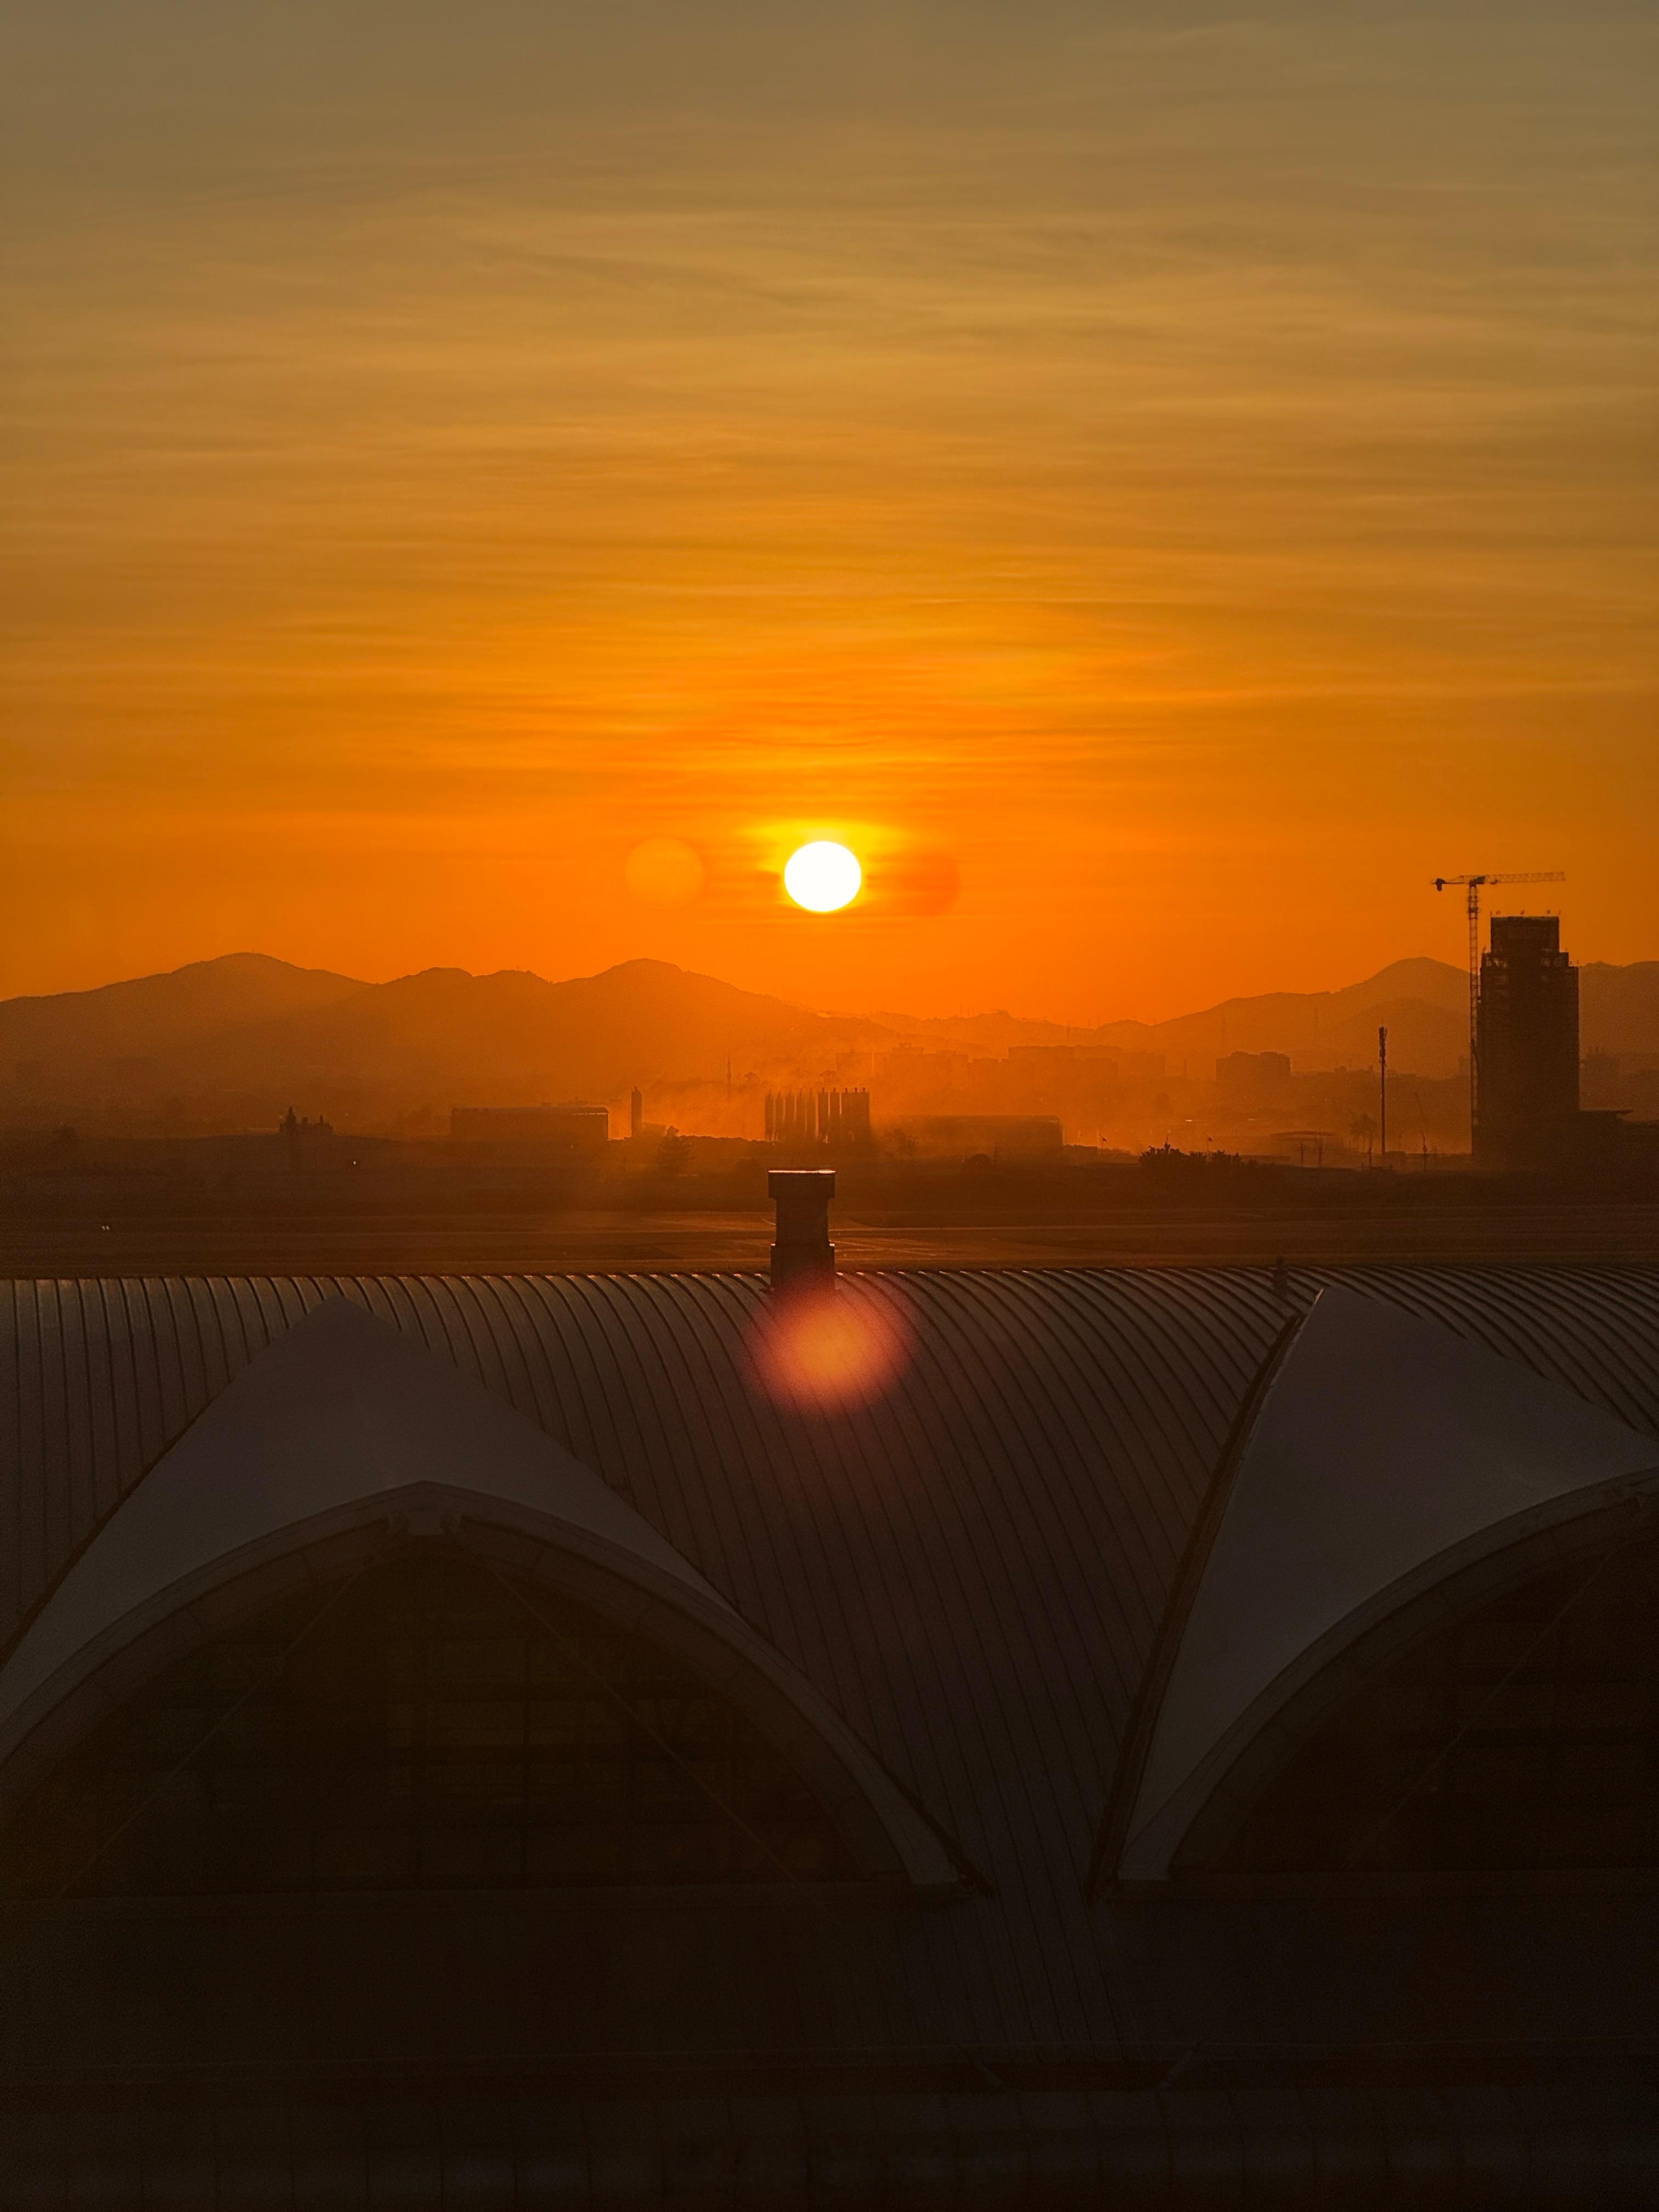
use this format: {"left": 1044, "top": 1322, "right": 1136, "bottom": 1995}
{"left": 1475, "top": 913, "right": 1580, "bottom": 1168}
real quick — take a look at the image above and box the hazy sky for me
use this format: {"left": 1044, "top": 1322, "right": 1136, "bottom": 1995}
{"left": 5, "top": 2, "right": 1655, "bottom": 1017}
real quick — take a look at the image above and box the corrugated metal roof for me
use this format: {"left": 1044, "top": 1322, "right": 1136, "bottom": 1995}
{"left": 3, "top": 1262, "right": 1658, "bottom": 2063}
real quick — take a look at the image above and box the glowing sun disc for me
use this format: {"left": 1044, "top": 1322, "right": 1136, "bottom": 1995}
{"left": 784, "top": 840, "right": 862, "bottom": 912}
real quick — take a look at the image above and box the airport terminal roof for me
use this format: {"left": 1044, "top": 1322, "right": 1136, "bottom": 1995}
{"left": 3, "top": 1261, "right": 1659, "bottom": 2073}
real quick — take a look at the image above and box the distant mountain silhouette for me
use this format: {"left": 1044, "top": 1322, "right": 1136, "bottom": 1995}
{"left": 208, "top": 960, "right": 888, "bottom": 1103}
{"left": 1581, "top": 964, "right": 1659, "bottom": 1056}
{"left": 1095, "top": 957, "right": 1472, "bottom": 1076}
{"left": 0, "top": 953, "right": 364, "bottom": 1073}
{"left": 2, "top": 950, "right": 1654, "bottom": 1128}
{"left": 0, "top": 956, "right": 883, "bottom": 1124}
{"left": 876, "top": 957, "right": 1472, "bottom": 1074}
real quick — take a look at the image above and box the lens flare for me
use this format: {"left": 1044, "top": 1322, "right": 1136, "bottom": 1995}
{"left": 625, "top": 837, "right": 706, "bottom": 906}
{"left": 783, "top": 841, "right": 861, "bottom": 913}
{"left": 749, "top": 1283, "right": 911, "bottom": 1412}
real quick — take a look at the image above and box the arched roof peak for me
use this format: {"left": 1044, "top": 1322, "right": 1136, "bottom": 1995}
{"left": 1115, "top": 1283, "right": 1659, "bottom": 1883}
{"left": 0, "top": 1297, "right": 962, "bottom": 1889}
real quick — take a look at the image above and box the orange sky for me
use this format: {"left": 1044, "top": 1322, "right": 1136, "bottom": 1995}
{"left": 5, "top": 2, "right": 1656, "bottom": 1020}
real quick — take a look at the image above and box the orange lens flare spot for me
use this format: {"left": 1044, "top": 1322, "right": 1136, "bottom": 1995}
{"left": 625, "top": 837, "right": 706, "bottom": 906}
{"left": 749, "top": 1285, "right": 911, "bottom": 1411}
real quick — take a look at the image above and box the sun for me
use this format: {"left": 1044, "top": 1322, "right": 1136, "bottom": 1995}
{"left": 783, "top": 840, "right": 862, "bottom": 913}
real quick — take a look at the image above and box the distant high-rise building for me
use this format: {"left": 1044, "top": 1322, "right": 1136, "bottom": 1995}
{"left": 1475, "top": 914, "right": 1578, "bottom": 1167}
{"left": 630, "top": 1087, "right": 644, "bottom": 1141}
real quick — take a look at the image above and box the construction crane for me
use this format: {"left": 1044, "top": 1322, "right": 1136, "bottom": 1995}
{"left": 1433, "top": 870, "right": 1565, "bottom": 1141}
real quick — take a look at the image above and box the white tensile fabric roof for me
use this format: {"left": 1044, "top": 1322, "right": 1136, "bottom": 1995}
{"left": 0, "top": 1294, "right": 960, "bottom": 1888}
{"left": 1118, "top": 1284, "right": 1659, "bottom": 1880}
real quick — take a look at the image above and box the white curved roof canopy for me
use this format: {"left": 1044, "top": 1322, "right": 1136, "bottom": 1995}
{"left": 1119, "top": 1285, "right": 1659, "bottom": 1882}
{"left": 0, "top": 1297, "right": 960, "bottom": 1889}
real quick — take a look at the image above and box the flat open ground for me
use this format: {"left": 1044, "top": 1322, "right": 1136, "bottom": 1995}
{"left": 4, "top": 1205, "right": 1657, "bottom": 1277}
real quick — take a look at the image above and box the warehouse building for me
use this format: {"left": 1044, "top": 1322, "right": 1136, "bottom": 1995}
{"left": 449, "top": 1104, "right": 610, "bottom": 1154}
{"left": 2, "top": 1220, "right": 1659, "bottom": 2200}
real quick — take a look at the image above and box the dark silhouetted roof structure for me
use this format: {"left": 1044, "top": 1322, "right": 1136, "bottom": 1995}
{"left": 3, "top": 1261, "right": 1659, "bottom": 2200}
{"left": 1114, "top": 1284, "right": 1659, "bottom": 1881}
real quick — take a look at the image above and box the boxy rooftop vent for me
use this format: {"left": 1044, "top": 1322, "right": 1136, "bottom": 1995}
{"left": 769, "top": 1169, "right": 836, "bottom": 1293}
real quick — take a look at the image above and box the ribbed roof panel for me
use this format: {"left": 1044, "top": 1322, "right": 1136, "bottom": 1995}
{"left": 2, "top": 1262, "right": 1657, "bottom": 2057}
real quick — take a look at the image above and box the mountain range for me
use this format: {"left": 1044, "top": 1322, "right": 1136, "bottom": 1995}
{"left": 2, "top": 950, "right": 1656, "bottom": 1131}
{"left": 874, "top": 957, "right": 1476, "bottom": 1078}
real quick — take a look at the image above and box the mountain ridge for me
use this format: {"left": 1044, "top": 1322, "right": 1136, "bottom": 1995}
{"left": 3, "top": 951, "right": 1655, "bottom": 1129}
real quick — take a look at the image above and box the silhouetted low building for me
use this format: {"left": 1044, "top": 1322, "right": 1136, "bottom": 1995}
{"left": 1006, "top": 1044, "right": 1122, "bottom": 1081}
{"left": 885, "top": 1111, "right": 1064, "bottom": 1158}
{"left": 1215, "top": 1048, "right": 1292, "bottom": 1105}
{"left": 449, "top": 1102, "right": 608, "bottom": 1153}
{"left": 277, "top": 1104, "right": 334, "bottom": 1167}
{"left": 4, "top": 1261, "right": 1659, "bottom": 2196}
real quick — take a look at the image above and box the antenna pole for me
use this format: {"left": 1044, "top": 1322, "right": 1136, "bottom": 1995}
{"left": 1378, "top": 1024, "right": 1387, "bottom": 1167}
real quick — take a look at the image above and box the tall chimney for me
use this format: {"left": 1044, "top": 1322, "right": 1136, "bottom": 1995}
{"left": 769, "top": 1168, "right": 835, "bottom": 1292}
